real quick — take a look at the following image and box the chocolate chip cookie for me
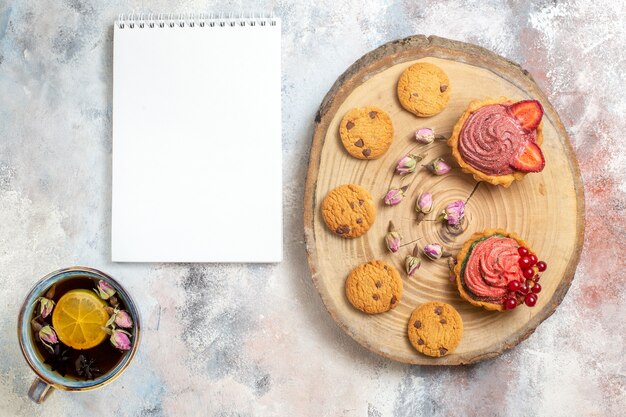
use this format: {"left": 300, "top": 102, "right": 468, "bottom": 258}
{"left": 321, "top": 184, "right": 376, "bottom": 238}
{"left": 397, "top": 62, "right": 450, "bottom": 117}
{"left": 339, "top": 106, "right": 394, "bottom": 160}
{"left": 345, "top": 260, "right": 403, "bottom": 314}
{"left": 407, "top": 301, "right": 463, "bottom": 357}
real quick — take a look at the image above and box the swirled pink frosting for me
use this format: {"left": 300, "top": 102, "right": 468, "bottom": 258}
{"left": 463, "top": 236, "right": 524, "bottom": 302}
{"left": 458, "top": 104, "right": 537, "bottom": 175}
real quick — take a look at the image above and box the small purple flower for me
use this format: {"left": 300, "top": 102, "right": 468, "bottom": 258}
{"left": 96, "top": 280, "right": 116, "bottom": 300}
{"left": 395, "top": 155, "right": 418, "bottom": 176}
{"left": 384, "top": 186, "right": 408, "bottom": 206}
{"left": 39, "top": 325, "right": 58, "bottom": 352}
{"left": 385, "top": 221, "right": 402, "bottom": 253}
{"left": 110, "top": 329, "right": 132, "bottom": 351}
{"left": 443, "top": 200, "right": 465, "bottom": 226}
{"left": 114, "top": 310, "right": 133, "bottom": 329}
{"left": 415, "top": 192, "right": 433, "bottom": 214}
{"left": 36, "top": 297, "right": 55, "bottom": 319}
{"left": 423, "top": 243, "right": 444, "bottom": 260}
{"left": 425, "top": 158, "right": 451, "bottom": 175}
{"left": 415, "top": 128, "right": 435, "bottom": 144}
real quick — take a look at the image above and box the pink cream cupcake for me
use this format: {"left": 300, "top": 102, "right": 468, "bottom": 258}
{"left": 448, "top": 97, "right": 546, "bottom": 187}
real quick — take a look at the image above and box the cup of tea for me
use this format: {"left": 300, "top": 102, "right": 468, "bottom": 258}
{"left": 17, "top": 267, "right": 141, "bottom": 403}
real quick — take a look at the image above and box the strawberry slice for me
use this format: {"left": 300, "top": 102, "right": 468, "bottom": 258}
{"left": 509, "top": 100, "right": 543, "bottom": 131}
{"left": 510, "top": 142, "right": 545, "bottom": 172}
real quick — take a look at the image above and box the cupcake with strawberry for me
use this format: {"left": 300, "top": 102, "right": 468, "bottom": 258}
{"left": 448, "top": 97, "right": 545, "bottom": 187}
{"left": 454, "top": 229, "right": 547, "bottom": 311}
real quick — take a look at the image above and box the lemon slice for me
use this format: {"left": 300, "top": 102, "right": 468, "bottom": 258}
{"left": 51, "top": 289, "right": 110, "bottom": 350}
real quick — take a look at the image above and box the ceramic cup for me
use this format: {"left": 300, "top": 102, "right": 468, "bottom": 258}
{"left": 17, "top": 267, "right": 141, "bottom": 403}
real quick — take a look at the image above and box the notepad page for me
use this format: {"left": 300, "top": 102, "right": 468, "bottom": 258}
{"left": 112, "top": 19, "right": 282, "bottom": 262}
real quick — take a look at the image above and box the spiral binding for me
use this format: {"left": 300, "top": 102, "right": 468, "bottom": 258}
{"left": 116, "top": 12, "right": 278, "bottom": 29}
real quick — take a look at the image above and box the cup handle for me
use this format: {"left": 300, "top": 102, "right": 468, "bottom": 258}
{"left": 28, "top": 377, "right": 54, "bottom": 403}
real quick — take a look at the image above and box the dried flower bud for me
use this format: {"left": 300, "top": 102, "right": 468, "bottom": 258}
{"left": 385, "top": 221, "right": 402, "bottom": 253}
{"left": 405, "top": 245, "right": 422, "bottom": 275}
{"left": 395, "top": 154, "right": 422, "bottom": 176}
{"left": 45, "top": 284, "right": 56, "bottom": 299}
{"left": 441, "top": 200, "right": 466, "bottom": 226}
{"left": 95, "top": 280, "right": 116, "bottom": 300}
{"left": 405, "top": 245, "right": 422, "bottom": 276}
{"left": 425, "top": 158, "right": 451, "bottom": 175}
{"left": 31, "top": 318, "right": 43, "bottom": 333}
{"left": 405, "top": 256, "right": 421, "bottom": 276}
{"left": 36, "top": 297, "right": 55, "bottom": 319}
{"left": 114, "top": 310, "right": 133, "bottom": 329}
{"left": 423, "top": 243, "right": 444, "bottom": 260}
{"left": 448, "top": 258, "right": 457, "bottom": 282}
{"left": 386, "top": 232, "right": 401, "bottom": 253}
{"left": 110, "top": 329, "right": 132, "bottom": 351}
{"left": 415, "top": 192, "right": 433, "bottom": 214}
{"left": 384, "top": 186, "right": 408, "bottom": 206}
{"left": 109, "top": 295, "right": 120, "bottom": 308}
{"left": 105, "top": 308, "right": 134, "bottom": 329}
{"left": 415, "top": 128, "right": 435, "bottom": 144}
{"left": 39, "top": 325, "right": 58, "bottom": 352}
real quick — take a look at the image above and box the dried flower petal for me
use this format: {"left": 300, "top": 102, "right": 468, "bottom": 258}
{"left": 425, "top": 158, "right": 451, "bottom": 175}
{"left": 384, "top": 186, "right": 408, "bottom": 206}
{"left": 385, "top": 221, "right": 402, "bottom": 253}
{"left": 35, "top": 297, "right": 55, "bottom": 319}
{"left": 441, "top": 200, "right": 465, "bottom": 226}
{"left": 415, "top": 128, "right": 435, "bottom": 144}
{"left": 415, "top": 192, "right": 433, "bottom": 214}
{"left": 95, "top": 280, "right": 116, "bottom": 300}
{"left": 423, "top": 243, "right": 444, "bottom": 260}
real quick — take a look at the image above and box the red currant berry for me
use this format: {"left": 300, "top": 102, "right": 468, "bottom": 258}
{"left": 518, "top": 247, "right": 529, "bottom": 256}
{"left": 504, "top": 298, "right": 518, "bottom": 310}
{"left": 536, "top": 261, "right": 547, "bottom": 272}
{"left": 534, "top": 274, "right": 540, "bottom": 282}
{"left": 507, "top": 280, "right": 521, "bottom": 292}
{"left": 531, "top": 282, "right": 542, "bottom": 293}
{"left": 524, "top": 293, "right": 537, "bottom": 307}
{"left": 519, "top": 280, "right": 530, "bottom": 294}
{"left": 519, "top": 256, "right": 532, "bottom": 268}
{"left": 528, "top": 254, "right": 538, "bottom": 266}
{"left": 522, "top": 267, "right": 535, "bottom": 279}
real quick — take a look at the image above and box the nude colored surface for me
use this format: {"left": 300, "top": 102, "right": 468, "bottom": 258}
{"left": 0, "top": 1, "right": 624, "bottom": 416}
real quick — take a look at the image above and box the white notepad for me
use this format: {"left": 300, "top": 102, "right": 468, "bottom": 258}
{"left": 112, "top": 14, "right": 282, "bottom": 262}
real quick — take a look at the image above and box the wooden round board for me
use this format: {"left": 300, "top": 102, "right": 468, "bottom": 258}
{"left": 303, "top": 35, "right": 584, "bottom": 365}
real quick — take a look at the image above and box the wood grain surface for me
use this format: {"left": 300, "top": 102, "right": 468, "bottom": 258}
{"left": 303, "top": 35, "right": 584, "bottom": 365}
